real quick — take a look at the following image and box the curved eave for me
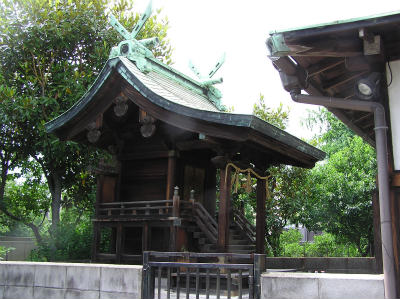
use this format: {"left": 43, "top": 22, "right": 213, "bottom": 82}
{"left": 45, "top": 58, "right": 119, "bottom": 134}
{"left": 46, "top": 57, "right": 325, "bottom": 166}
{"left": 270, "top": 10, "right": 400, "bottom": 38}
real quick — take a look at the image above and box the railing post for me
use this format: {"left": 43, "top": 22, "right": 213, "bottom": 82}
{"left": 120, "top": 203, "right": 125, "bottom": 215}
{"left": 170, "top": 187, "right": 179, "bottom": 251}
{"left": 253, "top": 254, "right": 266, "bottom": 299}
{"left": 142, "top": 251, "right": 155, "bottom": 299}
{"left": 172, "top": 186, "right": 180, "bottom": 217}
{"left": 190, "top": 189, "right": 196, "bottom": 215}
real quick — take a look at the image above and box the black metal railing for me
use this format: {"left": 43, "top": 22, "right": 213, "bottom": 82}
{"left": 143, "top": 251, "right": 265, "bottom": 299}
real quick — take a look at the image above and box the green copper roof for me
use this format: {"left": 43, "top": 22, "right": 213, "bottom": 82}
{"left": 270, "top": 10, "right": 400, "bottom": 35}
{"left": 45, "top": 57, "right": 325, "bottom": 166}
{"left": 121, "top": 57, "right": 220, "bottom": 112}
{"left": 107, "top": 0, "right": 225, "bottom": 111}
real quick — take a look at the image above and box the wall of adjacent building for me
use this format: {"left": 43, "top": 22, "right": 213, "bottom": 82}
{"left": 0, "top": 237, "right": 37, "bottom": 261}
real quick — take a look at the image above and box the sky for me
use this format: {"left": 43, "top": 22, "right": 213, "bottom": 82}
{"left": 132, "top": 0, "right": 399, "bottom": 139}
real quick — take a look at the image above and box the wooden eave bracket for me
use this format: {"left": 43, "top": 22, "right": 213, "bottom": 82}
{"left": 359, "top": 28, "right": 382, "bottom": 56}
{"left": 391, "top": 172, "right": 400, "bottom": 188}
{"left": 86, "top": 114, "right": 103, "bottom": 144}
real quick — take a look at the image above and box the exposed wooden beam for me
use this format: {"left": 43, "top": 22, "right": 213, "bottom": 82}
{"left": 285, "top": 38, "right": 363, "bottom": 57}
{"left": 323, "top": 71, "right": 368, "bottom": 91}
{"left": 344, "top": 94, "right": 356, "bottom": 100}
{"left": 306, "top": 59, "right": 344, "bottom": 77}
{"left": 303, "top": 81, "right": 375, "bottom": 147}
{"left": 353, "top": 112, "right": 373, "bottom": 125}
{"left": 345, "top": 56, "right": 371, "bottom": 72}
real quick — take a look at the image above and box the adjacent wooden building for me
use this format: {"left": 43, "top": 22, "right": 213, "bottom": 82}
{"left": 46, "top": 33, "right": 324, "bottom": 263}
{"left": 267, "top": 11, "right": 400, "bottom": 296}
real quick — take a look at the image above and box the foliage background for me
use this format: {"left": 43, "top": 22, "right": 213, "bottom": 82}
{"left": 0, "top": 0, "right": 171, "bottom": 261}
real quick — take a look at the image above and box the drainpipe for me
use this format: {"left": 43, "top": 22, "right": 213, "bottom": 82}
{"left": 289, "top": 89, "right": 397, "bottom": 299}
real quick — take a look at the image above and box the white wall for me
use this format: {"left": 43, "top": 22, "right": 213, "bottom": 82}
{"left": 387, "top": 59, "right": 400, "bottom": 170}
{"left": 0, "top": 261, "right": 142, "bottom": 299}
{"left": 261, "top": 272, "right": 384, "bottom": 299}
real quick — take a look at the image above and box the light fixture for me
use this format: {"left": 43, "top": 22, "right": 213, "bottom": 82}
{"left": 355, "top": 72, "right": 381, "bottom": 100}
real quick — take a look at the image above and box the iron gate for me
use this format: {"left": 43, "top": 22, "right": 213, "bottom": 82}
{"left": 142, "top": 252, "right": 265, "bottom": 299}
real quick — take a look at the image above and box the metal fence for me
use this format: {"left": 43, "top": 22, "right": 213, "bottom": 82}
{"left": 143, "top": 252, "right": 265, "bottom": 299}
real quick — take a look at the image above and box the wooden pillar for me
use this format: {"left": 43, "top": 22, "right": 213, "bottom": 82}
{"left": 143, "top": 223, "right": 149, "bottom": 252}
{"left": 91, "top": 222, "right": 100, "bottom": 262}
{"left": 256, "top": 179, "right": 266, "bottom": 254}
{"left": 204, "top": 164, "right": 217, "bottom": 216}
{"left": 116, "top": 223, "right": 123, "bottom": 263}
{"left": 218, "top": 166, "right": 231, "bottom": 252}
{"left": 170, "top": 187, "right": 180, "bottom": 251}
{"left": 95, "top": 176, "right": 102, "bottom": 217}
{"left": 166, "top": 151, "right": 177, "bottom": 201}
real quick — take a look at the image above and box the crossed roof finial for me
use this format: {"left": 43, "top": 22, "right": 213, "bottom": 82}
{"left": 189, "top": 53, "right": 226, "bottom": 87}
{"left": 108, "top": 0, "right": 158, "bottom": 72}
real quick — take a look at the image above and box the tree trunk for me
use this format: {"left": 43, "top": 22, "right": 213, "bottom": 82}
{"left": 26, "top": 222, "right": 43, "bottom": 245}
{"left": 0, "top": 158, "right": 44, "bottom": 246}
{"left": 48, "top": 172, "right": 62, "bottom": 233}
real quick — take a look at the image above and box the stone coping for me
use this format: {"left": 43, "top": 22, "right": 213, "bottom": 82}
{"left": 262, "top": 271, "right": 384, "bottom": 280}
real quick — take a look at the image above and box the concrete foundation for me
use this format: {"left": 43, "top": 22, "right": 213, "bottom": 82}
{"left": 261, "top": 272, "right": 384, "bottom": 299}
{"left": 266, "top": 257, "right": 378, "bottom": 274}
{"left": 0, "top": 261, "right": 142, "bottom": 299}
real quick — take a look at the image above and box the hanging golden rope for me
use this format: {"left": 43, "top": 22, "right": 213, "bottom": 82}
{"left": 224, "top": 162, "right": 271, "bottom": 198}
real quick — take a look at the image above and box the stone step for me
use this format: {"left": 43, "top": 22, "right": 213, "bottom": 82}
{"left": 193, "top": 232, "right": 205, "bottom": 239}
{"left": 201, "top": 244, "right": 217, "bottom": 252}
{"left": 227, "top": 244, "right": 256, "bottom": 251}
{"left": 228, "top": 239, "right": 249, "bottom": 245}
{"left": 227, "top": 249, "right": 255, "bottom": 254}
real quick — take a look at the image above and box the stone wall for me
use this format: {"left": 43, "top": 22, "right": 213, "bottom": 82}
{"left": 261, "top": 272, "right": 384, "bottom": 299}
{"left": 266, "top": 257, "right": 378, "bottom": 274}
{"left": 0, "top": 261, "right": 142, "bottom": 299}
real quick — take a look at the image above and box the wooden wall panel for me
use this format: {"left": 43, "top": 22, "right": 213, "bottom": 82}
{"left": 183, "top": 165, "right": 205, "bottom": 202}
{"left": 100, "top": 176, "right": 117, "bottom": 203}
{"left": 120, "top": 158, "right": 168, "bottom": 202}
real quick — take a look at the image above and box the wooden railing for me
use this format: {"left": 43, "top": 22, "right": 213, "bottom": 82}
{"left": 192, "top": 202, "right": 218, "bottom": 244}
{"left": 96, "top": 187, "right": 219, "bottom": 249}
{"left": 233, "top": 208, "right": 256, "bottom": 243}
{"left": 97, "top": 200, "right": 174, "bottom": 218}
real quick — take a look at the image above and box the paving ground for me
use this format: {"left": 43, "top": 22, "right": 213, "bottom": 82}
{"left": 155, "top": 288, "right": 250, "bottom": 299}
{"left": 154, "top": 279, "right": 251, "bottom": 299}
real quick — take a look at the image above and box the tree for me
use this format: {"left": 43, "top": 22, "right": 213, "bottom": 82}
{"left": 0, "top": 0, "right": 172, "bottom": 246}
{"left": 250, "top": 100, "right": 376, "bottom": 257}
{"left": 248, "top": 95, "right": 302, "bottom": 256}
{"left": 252, "top": 94, "right": 289, "bottom": 130}
{"left": 0, "top": 80, "right": 37, "bottom": 237}
{"left": 280, "top": 229, "right": 361, "bottom": 257}
{"left": 300, "top": 108, "right": 376, "bottom": 256}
